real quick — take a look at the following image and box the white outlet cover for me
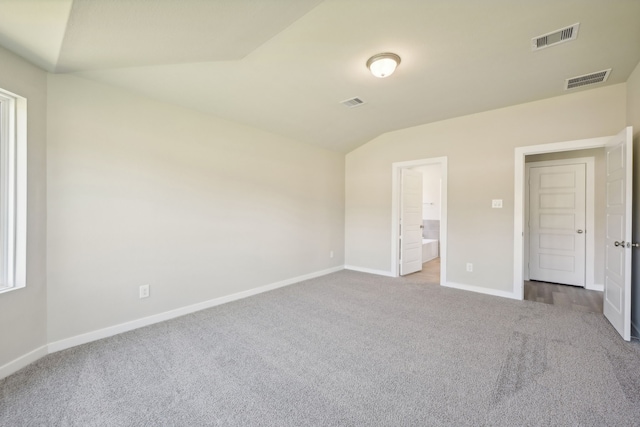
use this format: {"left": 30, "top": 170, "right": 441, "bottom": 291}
{"left": 492, "top": 199, "right": 503, "bottom": 208}
{"left": 139, "top": 284, "right": 150, "bottom": 298}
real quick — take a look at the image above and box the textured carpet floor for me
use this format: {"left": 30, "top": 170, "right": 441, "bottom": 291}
{"left": 1, "top": 270, "right": 640, "bottom": 426}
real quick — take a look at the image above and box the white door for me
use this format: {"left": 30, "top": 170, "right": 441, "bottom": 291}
{"left": 400, "top": 169, "right": 423, "bottom": 275}
{"left": 604, "top": 127, "right": 633, "bottom": 341}
{"left": 529, "top": 163, "right": 586, "bottom": 286}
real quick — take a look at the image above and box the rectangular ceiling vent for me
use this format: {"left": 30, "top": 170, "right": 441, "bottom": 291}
{"left": 565, "top": 68, "right": 611, "bottom": 90}
{"left": 532, "top": 23, "right": 579, "bottom": 51}
{"left": 340, "top": 97, "right": 365, "bottom": 108}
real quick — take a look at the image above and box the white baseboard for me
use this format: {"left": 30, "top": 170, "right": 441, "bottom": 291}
{"left": 46, "top": 265, "right": 344, "bottom": 354}
{"left": 344, "top": 265, "right": 395, "bottom": 277}
{"left": 0, "top": 345, "right": 48, "bottom": 380}
{"left": 443, "top": 281, "right": 520, "bottom": 300}
{"left": 586, "top": 283, "right": 604, "bottom": 292}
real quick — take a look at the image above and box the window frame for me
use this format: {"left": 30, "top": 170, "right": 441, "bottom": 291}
{"left": 0, "top": 87, "right": 27, "bottom": 294}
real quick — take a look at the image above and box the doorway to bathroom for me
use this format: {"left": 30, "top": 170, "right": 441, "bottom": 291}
{"left": 391, "top": 157, "right": 447, "bottom": 285}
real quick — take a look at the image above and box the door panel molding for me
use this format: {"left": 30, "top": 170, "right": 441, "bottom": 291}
{"left": 399, "top": 169, "right": 424, "bottom": 275}
{"left": 525, "top": 158, "right": 594, "bottom": 287}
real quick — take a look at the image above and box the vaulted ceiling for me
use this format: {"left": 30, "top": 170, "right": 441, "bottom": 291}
{"left": 1, "top": 0, "right": 639, "bottom": 152}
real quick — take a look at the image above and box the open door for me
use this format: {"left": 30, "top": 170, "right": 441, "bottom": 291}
{"left": 604, "top": 126, "right": 633, "bottom": 341}
{"left": 400, "top": 169, "right": 423, "bottom": 275}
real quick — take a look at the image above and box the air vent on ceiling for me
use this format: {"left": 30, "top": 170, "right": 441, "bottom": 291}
{"left": 532, "top": 23, "right": 579, "bottom": 51}
{"left": 340, "top": 97, "right": 365, "bottom": 108}
{"left": 565, "top": 69, "right": 611, "bottom": 90}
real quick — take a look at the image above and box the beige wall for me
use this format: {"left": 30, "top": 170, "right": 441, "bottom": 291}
{"left": 627, "top": 61, "right": 640, "bottom": 337}
{"left": 0, "top": 46, "right": 47, "bottom": 367}
{"left": 345, "top": 84, "right": 626, "bottom": 292}
{"left": 47, "top": 75, "right": 344, "bottom": 343}
{"left": 526, "top": 148, "right": 605, "bottom": 286}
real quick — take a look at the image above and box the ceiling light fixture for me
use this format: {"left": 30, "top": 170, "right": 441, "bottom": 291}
{"left": 366, "top": 52, "right": 401, "bottom": 78}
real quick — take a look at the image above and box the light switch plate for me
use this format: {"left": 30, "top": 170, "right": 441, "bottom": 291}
{"left": 492, "top": 199, "right": 503, "bottom": 208}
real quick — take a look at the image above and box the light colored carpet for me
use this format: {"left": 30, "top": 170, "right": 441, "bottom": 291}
{"left": 1, "top": 270, "right": 639, "bottom": 426}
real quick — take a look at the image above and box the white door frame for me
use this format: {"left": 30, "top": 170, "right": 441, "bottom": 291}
{"left": 514, "top": 136, "right": 610, "bottom": 300}
{"left": 391, "top": 157, "right": 448, "bottom": 280}
{"left": 525, "top": 158, "right": 596, "bottom": 289}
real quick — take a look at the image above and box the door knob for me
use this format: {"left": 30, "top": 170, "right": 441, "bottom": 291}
{"left": 576, "top": 229, "right": 584, "bottom": 234}
{"left": 615, "top": 241, "right": 625, "bottom": 247}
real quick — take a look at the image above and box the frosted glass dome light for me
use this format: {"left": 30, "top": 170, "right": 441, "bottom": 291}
{"left": 366, "top": 53, "right": 401, "bottom": 78}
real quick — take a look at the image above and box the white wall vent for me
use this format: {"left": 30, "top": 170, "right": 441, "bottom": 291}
{"left": 532, "top": 23, "right": 579, "bottom": 51}
{"left": 565, "top": 69, "right": 611, "bottom": 90}
{"left": 340, "top": 97, "right": 365, "bottom": 108}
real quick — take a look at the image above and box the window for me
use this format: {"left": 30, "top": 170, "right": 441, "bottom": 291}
{"left": 0, "top": 87, "right": 26, "bottom": 294}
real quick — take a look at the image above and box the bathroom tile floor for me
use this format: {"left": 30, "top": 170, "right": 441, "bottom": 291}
{"left": 404, "top": 258, "right": 440, "bottom": 285}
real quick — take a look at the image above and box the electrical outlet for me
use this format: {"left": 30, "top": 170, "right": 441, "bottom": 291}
{"left": 330, "top": 250, "right": 334, "bottom": 258}
{"left": 466, "top": 263, "right": 473, "bottom": 272}
{"left": 139, "top": 284, "right": 150, "bottom": 299}
{"left": 492, "top": 199, "right": 503, "bottom": 208}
